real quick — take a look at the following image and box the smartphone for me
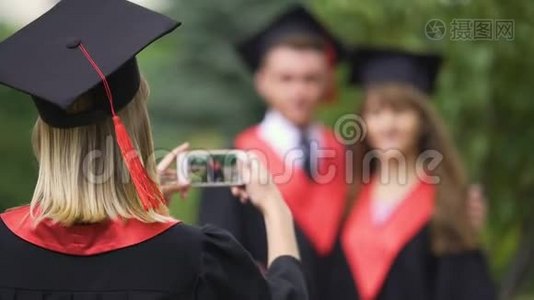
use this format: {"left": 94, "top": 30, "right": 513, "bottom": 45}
{"left": 177, "top": 149, "right": 248, "bottom": 187}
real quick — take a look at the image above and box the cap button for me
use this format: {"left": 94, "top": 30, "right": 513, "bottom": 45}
{"left": 66, "top": 38, "right": 81, "bottom": 49}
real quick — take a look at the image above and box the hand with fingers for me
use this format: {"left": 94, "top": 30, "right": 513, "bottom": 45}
{"left": 157, "top": 143, "right": 191, "bottom": 204}
{"left": 467, "top": 183, "right": 488, "bottom": 234}
{"left": 230, "top": 156, "right": 284, "bottom": 214}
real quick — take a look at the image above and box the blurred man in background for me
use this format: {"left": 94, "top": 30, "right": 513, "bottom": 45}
{"left": 199, "top": 5, "right": 347, "bottom": 300}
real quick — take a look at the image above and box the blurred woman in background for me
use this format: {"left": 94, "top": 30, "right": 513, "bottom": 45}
{"left": 324, "top": 48, "right": 495, "bottom": 300}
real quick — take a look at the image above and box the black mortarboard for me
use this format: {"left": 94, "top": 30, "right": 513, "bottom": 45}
{"left": 236, "top": 4, "right": 345, "bottom": 72}
{"left": 349, "top": 47, "right": 443, "bottom": 94}
{"left": 0, "top": 0, "right": 181, "bottom": 211}
{"left": 0, "top": 0, "right": 180, "bottom": 128}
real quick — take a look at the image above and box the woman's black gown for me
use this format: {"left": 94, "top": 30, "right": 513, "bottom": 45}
{"left": 0, "top": 205, "right": 308, "bottom": 300}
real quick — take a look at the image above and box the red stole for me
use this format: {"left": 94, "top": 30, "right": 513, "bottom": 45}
{"left": 341, "top": 181, "right": 435, "bottom": 300}
{"left": 0, "top": 205, "right": 180, "bottom": 256}
{"left": 235, "top": 126, "right": 347, "bottom": 256}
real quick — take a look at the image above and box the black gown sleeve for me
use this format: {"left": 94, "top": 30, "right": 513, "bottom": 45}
{"left": 195, "top": 224, "right": 308, "bottom": 300}
{"left": 434, "top": 250, "right": 496, "bottom": 300}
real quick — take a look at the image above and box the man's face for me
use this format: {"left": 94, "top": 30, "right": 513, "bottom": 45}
{"left": 255, "top": 45, "right": 329, "bottom": 127}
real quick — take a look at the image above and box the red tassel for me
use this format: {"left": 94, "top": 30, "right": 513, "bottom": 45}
{"left": 77, "top": 42, "right": 165, "bottom": 211}
{"left": 113, "top": 116, "right": 165, "bottom": 210}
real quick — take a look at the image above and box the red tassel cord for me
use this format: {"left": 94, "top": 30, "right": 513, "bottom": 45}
{"left": 78, "top": 43, "right": 165, "bottom": 210}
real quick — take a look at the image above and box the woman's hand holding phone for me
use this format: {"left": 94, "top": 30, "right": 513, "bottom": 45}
{"left": 157, "top": 144, "right": 299, "bottom": 264}
{"left": 156, "top": 143, "right": 191, "bottom": 203}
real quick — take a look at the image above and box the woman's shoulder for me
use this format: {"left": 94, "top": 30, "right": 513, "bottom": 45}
{"left": 0, "top": 206, "right": 238, "bottom": 261}
{"left": 175, "top": 223, "right": 251, "bottom": 257}
{"left": 166, "top": 222, "right": 237, "bottom": 240}
{"left": 164, "top": 223, "right": 248, "bottom": 256}
{"left": 178, "top": 223, "right": 267, "bottom": 279}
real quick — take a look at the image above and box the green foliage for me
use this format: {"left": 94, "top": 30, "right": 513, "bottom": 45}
{"left": 0, "top": 85, "right": 37, "bottom": 207}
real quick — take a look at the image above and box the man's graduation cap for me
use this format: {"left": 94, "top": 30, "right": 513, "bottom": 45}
{"left": 236, "top": 4, "right": 345, "bottom": 72}
{"left": 0, "top": 0, "right": 180, "bottom": 210}
{"left": 349, "top": 47, "right": 443, "bottom": 94}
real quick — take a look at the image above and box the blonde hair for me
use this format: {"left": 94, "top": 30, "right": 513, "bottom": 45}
{"left": 350, "top": 83, "right": 478, "bottom": 255}
{"left": 30, "top": 77, "right": 173, "bottom": 226}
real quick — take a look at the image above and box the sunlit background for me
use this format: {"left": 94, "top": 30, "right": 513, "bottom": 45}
{"left": 0, "top": 0, "right": 532, "bottom": 298}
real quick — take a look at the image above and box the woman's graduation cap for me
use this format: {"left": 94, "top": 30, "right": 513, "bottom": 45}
{"left": 0, "top": 0, "right": 180, "bottom": 210}
{"left": 349, "top": 47, "right": 443, "bottom": 95}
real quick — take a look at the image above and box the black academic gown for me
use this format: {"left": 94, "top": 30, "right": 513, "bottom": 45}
{"left": 325, "top": 227, "right": 496, "bottom": 300}
{"left": 323, "top": 181, "right": 496, "bottom": 300}
{"left": 199, "top": 125, "right": 348, "bottom": 300}
{"left": 0, "top": 205, "right": 308, "bottom": 300}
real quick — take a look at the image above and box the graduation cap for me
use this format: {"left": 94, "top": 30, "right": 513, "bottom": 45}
{"left": 236, "top": 4, "right": 345, "bottom": 72}
{"left": 0, "top": 0, "right": 180, "bottom": 210}
{"left": 349, "top": 47, "right": 443, "bottom": 94}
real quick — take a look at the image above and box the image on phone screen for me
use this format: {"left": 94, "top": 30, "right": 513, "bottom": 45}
{"left": 177, "top": 150, "right": 246, "bottom": 187}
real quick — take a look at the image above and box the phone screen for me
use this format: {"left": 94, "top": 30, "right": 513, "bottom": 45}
{"left": 177, "top": 150, "right": 246, "bottom": 187}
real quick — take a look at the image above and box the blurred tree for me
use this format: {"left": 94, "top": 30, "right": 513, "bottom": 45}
{"left": 0, "top": 26, "right": 38, "bottom": 210}
{"left": 0, "top": 86, "right": 37, "bottom": 209}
